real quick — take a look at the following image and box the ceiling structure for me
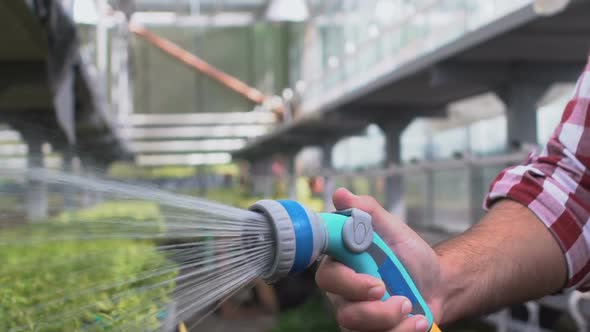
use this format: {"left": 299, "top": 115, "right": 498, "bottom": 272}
{"left": 109, "top": 0, "right": 402, "bottom": 22}
{"left": 0, "top": 0, "right": 131, "bottom": 166}
{"left": 233, "top": 0, "right": 590, "bottom": 160}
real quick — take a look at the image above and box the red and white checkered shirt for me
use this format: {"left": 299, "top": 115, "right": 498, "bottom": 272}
{"left": 485, "top": 56, "right": 590, "bottom": 291}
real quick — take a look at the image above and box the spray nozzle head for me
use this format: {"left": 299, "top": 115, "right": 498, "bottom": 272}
{"left": 249, "top": 200, "right": 326, "bottom": 283}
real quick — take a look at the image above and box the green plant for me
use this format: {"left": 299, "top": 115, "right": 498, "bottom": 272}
{"left": 271, "top": 295, "right": 339, "bottom": 332}
{"left": 0, "top": 202, "right": 176, "bottom": 331}
{"left": 53, "top": 201, "right": 162, "bottom": 224}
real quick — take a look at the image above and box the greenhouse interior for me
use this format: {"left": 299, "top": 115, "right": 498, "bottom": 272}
{"left": 2, "top": 0, "right": 590, "bottom": 331}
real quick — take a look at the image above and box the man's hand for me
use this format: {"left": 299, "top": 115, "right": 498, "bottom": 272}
{"left": 315, "top": 188, "right": 567, "bottom": 332}
{"left": 315, "top": 188, "right": 444, "bottom": 332}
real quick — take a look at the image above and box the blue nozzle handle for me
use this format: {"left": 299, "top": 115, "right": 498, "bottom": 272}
{"left": 319, "top": 211, "right": 434, "bottom": 329}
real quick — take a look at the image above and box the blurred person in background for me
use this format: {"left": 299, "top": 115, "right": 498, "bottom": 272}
{"left": 316, "top": 58, "right": 590, "bottom": 332}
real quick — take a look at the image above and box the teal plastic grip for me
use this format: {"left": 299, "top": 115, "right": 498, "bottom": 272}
{"left": 319, "top": 212, "right": 434, "bottom": 329}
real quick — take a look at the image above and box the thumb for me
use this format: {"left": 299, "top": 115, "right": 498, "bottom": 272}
{"left": 332, "top": 188, "right": 405, "bottom": 238}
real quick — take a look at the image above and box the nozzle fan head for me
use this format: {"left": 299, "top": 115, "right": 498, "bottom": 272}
{"left": 249, "top": 200, "right": 326, "bottom": 283}
{"left": 249, "top": 200, "right": 296, "bottom": 282}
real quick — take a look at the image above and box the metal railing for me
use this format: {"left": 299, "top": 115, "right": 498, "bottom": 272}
{"left": 298, "top": 0, "right": 532, "bottom": 113}
{"left": 247, "top": 151, "right": 590, "bottom": 331}
{"left": 60, "top": 0, "right": 133, "bottom": 124}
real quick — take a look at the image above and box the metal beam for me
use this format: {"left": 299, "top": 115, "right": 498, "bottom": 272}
{"left": 0, "top": 85, "right": 53, "bottom": 110}
{"left": 133, "top": 0, "right": 267, "bottom": 14}
{"left": 430, "top": 61, "right": 585, "bottom": 87}
{"left": 0, "top": 156, "right": 61, "bottom": 169}
{"left": 430, "top": 62, "right": 510, "bottom": 87}
{"left": 130, "top": 12, "right": 257, "bottom": 27}
{"left": 136, "top": 152, "right": 232, "bottom": 166}
{"left": 130, "top": 112, "right": 276, "bottom": 126}
{"left": 0, "top": 0, "right": 49, "bottom": 61}
{"left": 121, "top": 124, "right": 269, "bottom": 139}
{"left": 0, "top": 129, "right": 22, "bottom": 141}
{"left": 462, "top": 33, "right": 590, "bottom": 62}
{"left": 0, "top": 143, "right": 27, "bottom": 156}
{"left": 130, "top": 139, "right": 246, "bottom": 153}
{"left": 342, "top": 104, "right": 448, "bottom": 123}
{"left": 0, "top": 62, "right": 47, "bottom": 88}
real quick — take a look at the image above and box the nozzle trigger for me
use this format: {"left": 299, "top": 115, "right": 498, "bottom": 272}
{"left": 335, "top": 209, "right": 373, "bottom": 253}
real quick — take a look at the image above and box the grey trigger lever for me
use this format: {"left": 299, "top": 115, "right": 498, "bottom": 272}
{"left": 334, "top": 208, "right": 373, "bottom": 253}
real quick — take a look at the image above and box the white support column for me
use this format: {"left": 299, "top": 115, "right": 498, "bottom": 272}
{"left": 25, "top": 139, "right": 48, "bottom": 221}
{"left": 96, "top": 0, "right": 109, "bottom": 77}
{"left": 322, "top": 143, "right": 335, "bottom": 211}
{"left": 497, "top": 83, "right": 549, "bottom": 150}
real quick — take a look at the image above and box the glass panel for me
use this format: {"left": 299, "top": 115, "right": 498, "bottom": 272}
{"left": 404, "top": 173, "right": 429, "bottom": 228}
{"left": 373, "top": 175, "right": 387, "bottom": 206}
{"left": 432, "top": 169, "right": 470, "bottom": 232}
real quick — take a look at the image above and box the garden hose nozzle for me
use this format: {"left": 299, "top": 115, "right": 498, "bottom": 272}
{"left": 249, "top": 200, "right": 440, "bottom": 332}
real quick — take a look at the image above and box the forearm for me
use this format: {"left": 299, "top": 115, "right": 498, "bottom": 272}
{"left": 434, "top": 199, "right": 567, "bottom": 324}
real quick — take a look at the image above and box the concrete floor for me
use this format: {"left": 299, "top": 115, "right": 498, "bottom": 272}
{"left": 188, "top": 314, "right": 276, "bottom": 332}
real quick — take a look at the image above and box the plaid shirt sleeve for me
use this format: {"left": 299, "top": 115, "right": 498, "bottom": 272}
{"left": 485, "top": 57, "right": 590, "bottom": 291}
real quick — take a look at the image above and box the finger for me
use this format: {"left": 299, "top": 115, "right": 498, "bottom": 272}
{"left": 336, "top": 296, "right": 413, "bottom": 331}
{"left": 316, "top": 257, "right": 385, "bottom": 301}
{"left": 326, "top": 292, "right": 345, "bottom": 308}
{"left": 340, "top": 328, "right": 356, "bottom": 332}
{"left": 391, "top": 315, "right": 430, "bottom": 332}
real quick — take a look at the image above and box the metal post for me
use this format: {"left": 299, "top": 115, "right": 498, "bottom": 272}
{"left": 114, "top": 14, "right": 133, "bottom": 124}
{"left": 62, "top": 149, "right": 77, "bottom": 210}
{"left": 196, "top": 166, "right": 206, "bottom": 196}
{"left": 81, "top": 166, "right": 96, "bottom": 207}
{"left": 322, "top": 143, "right": 335, "bottom": 211}
{"left": 25, "top": 138, "right": 48, "bottom": 221}
{"left": 381, "top": 121, "right": 408, "bottom": 219}
{"left": 425, "top": 168, "right": 435, "bottom": 228}
{"left": 93, "top": 165, "right": 106, "bottom": 204}
{"left": 569, "top": 291, "right": 590, "bottom": 331}
{"left": 262, "top": 159, "right": 275, "bottom": 198}
{"left": 466, "top": 124, "right": 484, "bottom": 225}
{"left": 496, "top": 309, "right": 509, "bottom": 332}
{"left": 80, "top": 159, "right": 105, "bottom": 207}
{"left": 287, "top": 154, "right": 297, "bottom": 200}
{"left": 524, "top": 301, "right": 540, "bottom": 330}
{"left": 249, "top": 162, "right": 259, "bottom": 196}
{"left": 467, "top": 156, "right": 484, "bottom": 225}
{"left": 425, "top": 131, "right": 436, "bottom": 228}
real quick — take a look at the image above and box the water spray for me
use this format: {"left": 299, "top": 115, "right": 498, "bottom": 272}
{"left": 249, "top": 199, "right": 441, "bottom": 332}
{"left": 0, "top": 168, "right": 441, "bottom": 331}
